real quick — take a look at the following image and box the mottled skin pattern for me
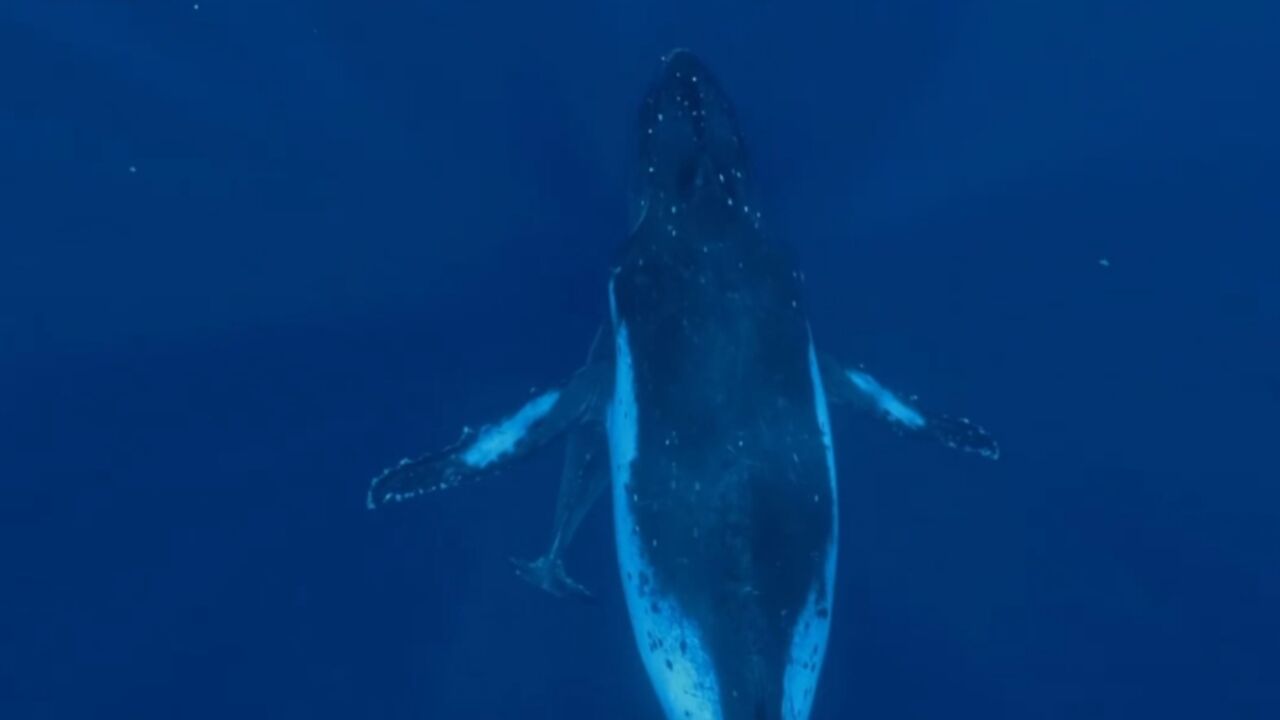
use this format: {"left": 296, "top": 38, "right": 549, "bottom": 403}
{"left": 613, "top": 50, "right": 834, "bottom": 720}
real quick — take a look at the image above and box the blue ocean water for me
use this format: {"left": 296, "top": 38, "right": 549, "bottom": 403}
{"left": 3, "top": 2, "right": 1278, "bottom": 718}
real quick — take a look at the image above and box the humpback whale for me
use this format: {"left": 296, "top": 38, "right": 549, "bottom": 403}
{"left": 367, "top": 50, "right": 998, "bottom": 720}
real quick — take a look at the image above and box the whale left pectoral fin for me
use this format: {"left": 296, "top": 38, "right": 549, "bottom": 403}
{"left": 366, "top": 362, "right": 610, "bottom": 510}
{"left": 818, "top": 353, "right": 1000, "bottom": 460}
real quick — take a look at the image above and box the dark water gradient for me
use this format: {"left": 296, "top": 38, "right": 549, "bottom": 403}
{"left": 2, "top": 1, "right": 1278, "bottom": 718}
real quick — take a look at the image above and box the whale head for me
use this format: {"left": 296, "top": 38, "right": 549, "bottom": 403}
{"left": 630, "top": 50, "right": 753, "bottom": 228}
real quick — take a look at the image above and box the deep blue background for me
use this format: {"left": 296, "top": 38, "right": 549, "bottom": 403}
{"left": 3, "top": 2, "right": 1278, "bottom": 718}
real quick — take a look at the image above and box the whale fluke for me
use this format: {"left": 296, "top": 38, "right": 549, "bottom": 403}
{"left": 510, "top": 555, "right": 596, "bottom": 602}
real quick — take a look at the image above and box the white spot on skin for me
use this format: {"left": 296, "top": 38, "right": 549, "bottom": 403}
{"left": 845, "top": 369, "right": 926, "bottom": 429}
{"left": 609, "top": 279, "right": 723, "bottom": 720}
{"left": 460, "top": 389, "right": 561, "bottom": 468}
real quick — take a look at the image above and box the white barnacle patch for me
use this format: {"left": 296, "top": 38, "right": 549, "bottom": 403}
{"left": 784, "top": 337, "right": 838, "bottom": 720}
{"left": 460, "top": 389, "right": 561, "bottom": 468}
{"left": 845, "top": 369, "right": 926, "bottom": 429}
{"left": 609, "top": 279, "right": 723, "bottom": 720}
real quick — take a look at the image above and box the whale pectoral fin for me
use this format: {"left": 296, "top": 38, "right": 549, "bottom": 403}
{"left": 366, "top": 362, "right": 611, "bottom": 509}
{"left": 922, "top": 413, "right": 1001, "bottom": 460}
{"left": 512, "top": 421, "right": 609, "bottom": 600}
{"left": 818, "top": 353, "right": 1000, "bottom": 460}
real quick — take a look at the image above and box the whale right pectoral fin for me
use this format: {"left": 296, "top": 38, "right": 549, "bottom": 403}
{"left": 818, "top": 353, "right": 1000, "bottom": 460}
{"left": 366, "top": 362, "right": 610, "bottom": 510}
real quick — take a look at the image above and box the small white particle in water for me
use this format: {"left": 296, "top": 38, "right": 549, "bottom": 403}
{"left": 727, "top": 197, "right": 734, "bottom": 206}
{"left": 128, "top": 165, "right": 137, "bottom": 173}
{"left": 193, "top": 3, "right": 199, "bottom": 9}
{"left": 648, "top": 166, "right": 655, "bottom": 173}
{"left": 718, "top": 173, "right": 725, "bottom": 183}
{"left": 692, "top": 75, "right": 698, "bottom": 83}
{"left": 670, "top": 205, "right": 677, "bottom": 214}
{"left": 1099, "top": 257, "right": 1111, "bottom": 268}
{"left": 657, "top": 112, "right": 664, "bottom": 122}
